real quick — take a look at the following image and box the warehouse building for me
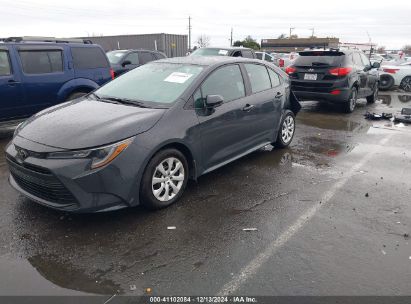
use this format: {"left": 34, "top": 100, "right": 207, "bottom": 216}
{"left": 261, "top": 37, "right": 340, "bottom": 53}
{"left": 80, "top": 33, "right": 188, "bottom": 57}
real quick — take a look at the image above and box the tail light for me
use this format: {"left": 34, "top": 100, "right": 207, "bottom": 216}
{"left": 110, "top": 68, "right": 115, "bottom": 80}
{"left": 279, "top": 59, "right": 285, "bottom": 67}
{"left": 330, "top": 90, "right": 341, "bottom": 95}
{"left": 285, "top": 66, "right": 296, "bottom": 74}
{"left": 329, "top": 67, "right": 352, "bottom": 77}
{"left": 383, "top": 68, "right": 399, "bottom": 74}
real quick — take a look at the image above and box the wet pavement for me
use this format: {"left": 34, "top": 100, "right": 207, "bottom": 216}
{"left": 0, "top": 92, "right": 410, "bottom": 298}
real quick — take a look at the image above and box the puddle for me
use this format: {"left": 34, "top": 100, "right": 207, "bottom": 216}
{"left": 297, "top": 112, "right": 365, "bottom": 132}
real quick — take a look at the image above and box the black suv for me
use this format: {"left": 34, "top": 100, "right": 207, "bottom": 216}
{"left": 190, "top": 47, "right": 257, "bottom": 59}
{"left": 106, "top": 49, "right": 167, "bottom": 77}
{"left": 287, "top": 49, "right": 380, "bottom": 112}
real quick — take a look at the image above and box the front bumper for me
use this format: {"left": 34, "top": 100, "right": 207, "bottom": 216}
{"left": 5, "top": 137, "right": 150, "bottom": 213}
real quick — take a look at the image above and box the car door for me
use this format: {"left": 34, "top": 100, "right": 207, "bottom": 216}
{"left": 17, "top": 46, "right": 71, "bottom": 110}
{"left": 360, "top": 52, "right": 377, "bottom": 93}
{"left": 0, "top": 46, "right": 23, "bottom": 121}
{"left": 353, "top": 52, "right": 368, "bottom": 97}
{"left": 241, "top": 63, "right": 282, "bottom": 147}
{"left": 194, "top": 64, "right": 249, "bottom": 172}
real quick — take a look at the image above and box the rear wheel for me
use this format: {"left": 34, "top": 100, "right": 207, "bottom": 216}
{"left": 400, "top": 76, "right": 411, "bottom": 92}
{"left": 274, "top": 110, "right": 295, "bottom": 148}
{"left": 379, "top": 74, "right": 394, "bottom": 91}
{"left": 366, "top": 83, "right": 378, "bottom": 104}
{"left": 343, "top": 87, "right": 358, "bottom": 113}
{"left": 140, "top": 149, "right": 188, "bottom": 210}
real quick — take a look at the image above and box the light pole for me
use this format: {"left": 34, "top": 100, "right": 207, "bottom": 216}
{"left": 289, "top": 27, "right": 295, "bottom": 39}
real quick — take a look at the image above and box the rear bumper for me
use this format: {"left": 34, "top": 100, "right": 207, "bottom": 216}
{"left": 292, "top": 88, "right": 351, "bottom": 103}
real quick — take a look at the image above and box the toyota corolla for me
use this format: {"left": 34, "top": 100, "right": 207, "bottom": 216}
{"left": 6, "top": 56, "right": 301, "bottom": 212}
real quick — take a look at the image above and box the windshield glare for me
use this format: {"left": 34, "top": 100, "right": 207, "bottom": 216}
{"left": 191, "top": 48, "right": 229, "bottom": 56}
{"left": 106, "top": 51, "right": 127, "bottom": 64}
{"left": 95, "top": 63, "right": 204, "bottom": 105}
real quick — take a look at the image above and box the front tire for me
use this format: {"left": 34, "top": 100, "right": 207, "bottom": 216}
{"left": 343, "top": 87, "right": 357, "bottom": 113}
{"left": 274, "top": 110, "right": 296, "bottom": 148}
{"left": 379, "top": 74, "right": 394, "bottom": 91}
{"left": 140, "top": 149, "right": 188, "bottom": 210}
{"left": 400, "top": 76, "right": 411, "bottom": 92}
{"left": 366, "top": 84, "right": 378, "bottom": 104}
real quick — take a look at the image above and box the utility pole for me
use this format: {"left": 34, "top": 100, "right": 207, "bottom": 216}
{"left": 289, "top": 27, "right": 295, "bottom": 39}
{"left": 230, "top": 28, "right": 233, "bottom": 46}
{"left": 188, "top": 16, "right": 192, "bottom": 51}
{"left": 310, "top": 28, "right": 314, "bottom": 38}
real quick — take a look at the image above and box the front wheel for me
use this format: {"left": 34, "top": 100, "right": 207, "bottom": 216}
{"left": 400, "top": 76, "right": 411, "bottom": 92}
{"left": 366, "top": 84, "right": 378, "bottom": 104}
{"left": 140, "top": 149, "right": 188, "bottom": 210}
{"left": 343, "top": 87, "right": 358, "bottom": 113}
{"left": 379, "top": 74, "right": 394, "bottom": 91}
{"left": 274, "top": 110, "right": 296, "bottom": 148}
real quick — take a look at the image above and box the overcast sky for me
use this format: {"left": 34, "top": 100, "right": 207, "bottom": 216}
{"left": 1, "top": 0, "right": 410, "bottom": 49}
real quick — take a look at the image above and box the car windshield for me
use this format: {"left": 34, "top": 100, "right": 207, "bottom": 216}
{"left": 95, "top": 62, "right": 204, "bottom": 105}
{"left": 294, "top": 51, "right": 345, "bottom": 66}
{"left": 106, "top": 51, "right": 128, "bottom": 64}
{"left": 191, "top": 48, "right": 230, "bottom": 56}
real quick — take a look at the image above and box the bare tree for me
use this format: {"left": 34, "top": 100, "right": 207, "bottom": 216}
{"left": 196, "top": 35, "right": 210, "bottom": 48}
{"left": 376, "top": 46, "right": 386, "bottom": 53}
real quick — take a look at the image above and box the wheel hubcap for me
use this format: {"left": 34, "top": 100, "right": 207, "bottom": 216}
{"left": 401, "top": 77, "right": 411, "bottom": 92}
{"left": 350, "top": 90, "right": 357, "bottom": 111}
{"left": 281, "top": 115, "right": 295, "bottom": 143}
{"left": 152, "top": 157, "right": 185, "bottom": 202}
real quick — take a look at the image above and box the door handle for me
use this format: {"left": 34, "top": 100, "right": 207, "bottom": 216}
{"left": 275, "top": 92, "right": 283, "bottom": 99}
{"left": 242, "top": 104, "right": 255, "bottom": 112}
{"left": 7, "top": 80, "right": 19, "bottom": 86}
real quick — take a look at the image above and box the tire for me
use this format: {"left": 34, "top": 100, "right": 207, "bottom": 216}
{"left": 274, "top": 110, "right": 296, "bottom": 148}
{"left": 366, "top": 83, "right": 378, "bottom": 104}
{"left": 400, "top": 76, "right": 411, "bottom": 92}
{"left": 140, "top": 149, "right": 188, "bottom": 210}
{"left": 66, "top": 92, "right": 87, "bottom": 101}
{"left": 343, "top": 87, "right": 358, "bottom": 113}
{"left": 379, "top": 74, "right": 394, "bottom": 91}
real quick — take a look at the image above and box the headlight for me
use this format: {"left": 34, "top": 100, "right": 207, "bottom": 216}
{"left": 47, "top": 137, "right": 134, "bottom": 169}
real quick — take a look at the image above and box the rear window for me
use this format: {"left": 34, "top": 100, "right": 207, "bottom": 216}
{"left": 191, "top": 48, "right": 230, "bottom": 56}
{"left": 19, "top": 50, "right": 63, "bottom": 74}
{"left": 295, "top": 51, "right": 345, "bottom": 66}
{"left": 106, "top": 51, "right": 127, "bottom": 64}
{"left": 71, "top": 47, "right": 109, "bottom": 69}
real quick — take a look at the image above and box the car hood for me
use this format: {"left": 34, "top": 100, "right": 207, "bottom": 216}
{"left": 17, "top": 99, "right": 166, "bottom": 150}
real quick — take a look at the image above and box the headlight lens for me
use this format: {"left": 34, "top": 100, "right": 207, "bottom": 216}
{"left": 47, "top": 137, "right": 134, "bottom": 169}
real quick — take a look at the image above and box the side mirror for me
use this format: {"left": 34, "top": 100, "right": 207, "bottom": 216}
{"left": 122, "top": 60, "right": 132, "bottom": 67}
{"left": 206, "top": 95, "right": 224, "bottom": 108}
{"left": 372, "top": 61, "right": 381, "bottom": 69}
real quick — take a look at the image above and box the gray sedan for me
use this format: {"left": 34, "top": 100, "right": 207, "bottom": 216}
{"left": 6, "top": 56, "right": 300, "bottom": 212}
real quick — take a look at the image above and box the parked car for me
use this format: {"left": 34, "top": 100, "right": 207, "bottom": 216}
{"left": 256, "top": 51, "right": 275, "bottom": 63}
{"left": 271, "top": 52, "right": 299, "bottom": 69}
{"left": 106, "top": 49, "right": 166, "bottom": 77}
{"left": 7, "top": 56, "right": 300, "bottom": 213}
{"left": 287, "top": 49, "right": 380, "bottom": 113}
{"left": 190, "top": 47, "right": 257, "bottom": 59}
{"left": 379, "top": 62, "right": 411, "bottom": 91}
{"left": 0, "top": 37, "right": 113, "bottom": 123}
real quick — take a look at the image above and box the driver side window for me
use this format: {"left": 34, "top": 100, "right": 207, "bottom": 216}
{"left": 201, "top": 65, "right": 245, "bottom": 103}
{"left": 125, "top": 52, "right": 139, "bottom": 65}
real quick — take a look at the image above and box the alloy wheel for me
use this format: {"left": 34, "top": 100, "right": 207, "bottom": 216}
{"left": 349, "top": 89, "right": 357, "bottom": 112}
{"left": 401, "top": 77, "right": 411, "bottom": 92}
{"left": 152, "top": 157, "right": 185, "bottom": 202}
{"left": 281, "top": 115, "right": 295, "bottom": 144}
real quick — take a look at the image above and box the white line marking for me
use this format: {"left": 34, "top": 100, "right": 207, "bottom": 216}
{"left": 218, "top": 135, "right": 393, "bottom": 295}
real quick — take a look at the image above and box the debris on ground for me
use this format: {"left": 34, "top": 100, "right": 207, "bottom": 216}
{"left": 167, "top": 226, "right": 177, "bottom": 230}
{"left": 381, "top": 250, "right": 387, "bottom": 255}
{"left": 364, "top": 112, "right": 393, "bottom": 120}
{"left": 394, "top": 108, "right": 411, "bottom": 124}
{"left": 365, "top": 193, "right": 369, "bottom": 197}
{"left": 130, "top": 285, "right": 137, "bottom": 291}
{"left": 242, "top": 228, "right": 258, "bottom": 232}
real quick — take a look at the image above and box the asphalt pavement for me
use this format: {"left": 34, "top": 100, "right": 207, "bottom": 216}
{"left": 0, "top": 91, "right": 410, "bottom": 298}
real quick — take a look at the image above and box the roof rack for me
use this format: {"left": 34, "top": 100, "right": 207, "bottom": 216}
{"left": 0, "top": 36, "right": 93, "bottom": 44}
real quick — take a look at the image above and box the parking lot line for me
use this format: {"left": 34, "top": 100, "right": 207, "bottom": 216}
{"left": 217, "top": 134, "right": 393, "bottom": 295}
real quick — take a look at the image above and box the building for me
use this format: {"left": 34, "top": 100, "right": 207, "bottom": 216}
{"left": 261, "top": 37, "right": 340, "bottom": 53}
{"left": 79, "top": 33, "right": 188, "bottom": 57}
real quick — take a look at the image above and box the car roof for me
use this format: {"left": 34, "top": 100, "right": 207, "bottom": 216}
{"left": 197, "top": 46, "right": 253, "bottom": 51}
{"left": 108, "top": 49, "right": 160, "bottom": 53}
{"left": 155, "top": 56, "right": 261, "bottom": 67}
{"left": 0, "top": 41, "right": 98, "bottom": 47}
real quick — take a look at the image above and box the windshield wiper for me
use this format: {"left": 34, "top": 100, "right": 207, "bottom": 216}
{"left": 88, "top": 92, "right": 101, "bottom": 100}
{"left": 100, "top": 96, "right": 151, "bottom": 108}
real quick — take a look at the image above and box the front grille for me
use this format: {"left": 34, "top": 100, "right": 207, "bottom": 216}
{"left": 7, "top": 156, "right": 77, "bottom": 206}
